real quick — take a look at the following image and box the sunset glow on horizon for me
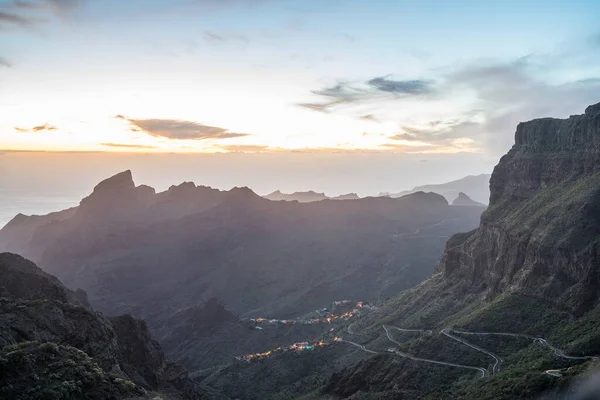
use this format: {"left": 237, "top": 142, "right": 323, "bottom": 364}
{"left": 2, "top": 0, "right": 599, "bottom": 156}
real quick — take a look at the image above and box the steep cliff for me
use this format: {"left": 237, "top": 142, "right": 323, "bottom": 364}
{"left": 441, "top": 102, "right": 600, "bottom": 314}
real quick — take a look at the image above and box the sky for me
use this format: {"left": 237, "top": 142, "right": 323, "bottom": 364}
{"left": 1, "top": 0, "right": 600, "bottom": 207}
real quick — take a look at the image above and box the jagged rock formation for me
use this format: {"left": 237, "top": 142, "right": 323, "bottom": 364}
{"left": 441, "top": 102, "right": 600, "bottom": 314}
{"left": 0, "top": 252, "right": 201, "bottom": 398}
{"left": 451, "top": 192, "right": 485, "bottom": 207}
{"left": 264, "top": 190, "right": 361, "bottom": 202}
{"left": 382, "top": 174, "right": 491, "bottom": 204}
{"left": 264, "top": 190, "right": 329, "bottom": 202}
{"left": 331, "top": 193, "right": 360, "bottom": 200}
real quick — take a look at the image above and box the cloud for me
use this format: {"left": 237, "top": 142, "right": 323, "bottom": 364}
{"left": 367, "top": 77, "right": 433, "bottom": 95}
{"left": 116, "top": 116, "right": 250, "bottom": 140}
{"left": 203, "top": 31, "right": 225, "bottom": 42}
{"left": 0, "top": 10, "right": 37, "bottom": 26}
{"left": 13, "top": 1, "right": 44, "bottom": 9}
{"left": 14, "top": 123, "right": 57, "bottom": 133}
{"left": 359, "top": 114, "right": 379, "bottom": 122}
{"left": 442, "top": 57, "right": 600, "bottom": 153}
{"left": 46, "top": 0, "right": 83, "bottom": 13}
{"left": 0, "top": 57, "right": 11, "bottom": 67}
{"left": 203, "top": 30, "right": 249, "bottom": 44}
{"left": 32, "top": 123, "right": 56, "bottom": 131}
{"left": 101, "top": 142, "right": 156, "bottom": 149}
{"left": 0, "top": 0, "right": 82, "bottom": 31}
{"left": 217, "top": 144, "right": 269, "bottom": 152}
{"left": 297, "top": 76, "right": 435, "bottom": 113}
{"left": 301, "top": 43, "right": 600, "bottom": 154}
{"left": 12, "top": 0, "right": 82, "bottom": 12}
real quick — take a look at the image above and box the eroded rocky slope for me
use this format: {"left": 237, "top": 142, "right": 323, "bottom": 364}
{"left": 441, "top": 102, "right": 600, "bottom": 313}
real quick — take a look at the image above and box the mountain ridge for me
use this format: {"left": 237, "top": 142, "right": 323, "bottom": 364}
{"left": 381, "top": 173, "right": 491, "bottom": 204}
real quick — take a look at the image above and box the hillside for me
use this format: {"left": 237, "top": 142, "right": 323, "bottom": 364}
{"left": 382, "top": 173, "right": 491, "bottom": 204}
{"left": 0, "top": 253, "right": 209, "bottom": 399}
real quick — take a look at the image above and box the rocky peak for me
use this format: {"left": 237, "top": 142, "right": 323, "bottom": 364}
{"left": 91, "top": 170, "right": 135, "bottom": 196}
{"left": 228, "top": 186, "right": 261, "bottom": 202}
{"left": 332, "top": 193, "right": 360, "bottom": 200}
{"left": 490, "top": 101, "right": 600, "bottom": 206}
{"left": 452, "top": 192, "right": 484, "bottom": 206}
{"left": 78, "top": 170, "right": 155, "bottom": 220}
{"left": 167, "top": 181, "right": 196, "bottom": 192}
{"left": 401, "top": 191, "right": 448, "bottom": 206}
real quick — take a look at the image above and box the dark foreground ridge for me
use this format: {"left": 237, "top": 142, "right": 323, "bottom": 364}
{"left": 0, "top": 252, "right": 213, "bottom": 399}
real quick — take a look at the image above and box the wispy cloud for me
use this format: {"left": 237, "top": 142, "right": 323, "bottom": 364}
{"left": 359, "top": 114, "right": 379, "bottom": 122}
{"left": 217, "top": 144, "right": 269, "bottom": 152}
{"left": 0, "top": 57, "right": 11, "bottom": 67}
{"left": 300, "top": 43, "right": 600, "bottom": 154}
{"left": 203, "top": 30, "right": 249, "bottom": 44}
{"left": 442, "top": 58, "right": 600, "bottom": 152}
{"left": 14, "top": 123, "right": 57, "bottom": 133}
{"left": 367, "top": 77, "right": 433, "bottom": 95}
{"left": 115, "top": 115, "right": 250, "bottom": 140}
{"left": 297, "top": 76, "right": 435, "bottom": 113}
{"left": 101, "top": 142, "right": 156, "bottom": 149}
{"left": 0, "top": 10, "right": 38, "bottom": 27}
{"left": 0, "top": 0, "right": 82, "bottom": 31}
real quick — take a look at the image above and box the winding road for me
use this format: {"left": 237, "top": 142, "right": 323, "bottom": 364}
{"left": 442, "top": 329, "right": 503, "bottom": 374}
{"left": 341, "top": 324, "right": 599, "bottom": 379}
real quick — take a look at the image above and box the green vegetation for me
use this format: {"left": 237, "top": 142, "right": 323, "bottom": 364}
{"left": 0, "top": 341, "right": 144, "bottom": 400}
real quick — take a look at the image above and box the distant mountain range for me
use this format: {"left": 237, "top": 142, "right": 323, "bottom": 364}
{"left": 381, "top": 173, "right": 491, "bottom": 204}
{"left": 264, "top": 190, "right": 360, "bottom": 202}
{"left": 0, "top": 173, "right": 483, "bottom": 323}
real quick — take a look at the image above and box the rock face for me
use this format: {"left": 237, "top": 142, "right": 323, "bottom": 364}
{"left": 441, "top": 102, "right": 600, "bottom": 313}
{"left": 0, "top": 252, "right": 194, "bottom": 395}
{"left": 109, "top": 314, "right": 166, "bottom": 389}
{"left": 451, "top": 192, "right": 485, "bottom": 207}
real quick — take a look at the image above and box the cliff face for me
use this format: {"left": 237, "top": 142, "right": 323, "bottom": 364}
{"left": 441, "top": 102, "right": 600, "bottom": 314}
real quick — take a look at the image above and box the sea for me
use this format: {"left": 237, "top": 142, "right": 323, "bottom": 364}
{"left": 0, "top": 194, "right": 80, "bottom": 229}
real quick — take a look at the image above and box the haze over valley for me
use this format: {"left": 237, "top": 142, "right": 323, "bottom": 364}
{"left": 1, "top": 1, "right": 600, "bottom": 399}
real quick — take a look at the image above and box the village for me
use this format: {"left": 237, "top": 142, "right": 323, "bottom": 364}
{"left": 235, "top": 300, "right": 377, "bottom": 362}
{"left": 235, "top": 337, "right": 344, "bottom": 362}
{"left": 242, "top": 301, "right": 376, "bottom": 328}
